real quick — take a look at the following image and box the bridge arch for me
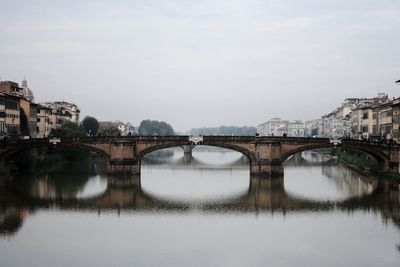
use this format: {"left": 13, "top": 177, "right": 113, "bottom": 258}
{"left": 281, "top": 144, "right": 334, "bottom": 163}
{"left": 280, "top": 143, "right": 390, "bottom": 170}
{"left": 137, "top": 142, "right": 253, "bottom": 163}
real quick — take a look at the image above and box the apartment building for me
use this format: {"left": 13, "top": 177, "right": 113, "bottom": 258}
{"left": 0, "top": 94, "right": 5, "bottom": 135}
{"left": 36, "top": 105, "right": 52, "bottom": 138}
{"left": 40, "top": 101, "right": 80, "bottom": 130}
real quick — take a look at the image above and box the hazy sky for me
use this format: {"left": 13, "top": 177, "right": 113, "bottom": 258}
{"left": 1, "top": 0, "right": 399, "bottom": 131}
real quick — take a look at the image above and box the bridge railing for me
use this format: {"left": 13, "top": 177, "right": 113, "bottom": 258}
{"left": 3, "top": 136, "right": 398, "bottom": 149}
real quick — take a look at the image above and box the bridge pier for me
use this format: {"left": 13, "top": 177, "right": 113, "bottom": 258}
{"left": 388, "top": 162, "right": 400, "bottom": 174}
{"left": 250, "top": 162, "right": 284, "bottom": 177}
{"left": 0, "top": 160, "right": 9, "bottom": 175}
{"left": 107, "top": 160, "right": 140, "bottom": 175}
{"left": 182, "top": 145, "right": 193, "bottom": 155}
{"left": 247, "top": 174, "right": 286, "bottom": 209}
{"left": 182, "top": 153, "right": 193, "bottom": 165}
{"left": 106, "top": 140, "right": 140, "bottom": 175}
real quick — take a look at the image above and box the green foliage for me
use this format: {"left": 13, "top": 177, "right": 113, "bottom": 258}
{"left": 81, "top": 116, "right": 99, "bottom": 136}
{"left": 138, "top": 120, "right": 174, "bottom": 136}
{"left": 189, "top": 126, "right": 257, "bottom": 136}
{"left": 98, "top": 121, "right": 121, "bottom": 136}
{"left": 383, "top": 173, "right": 400, "bottom": 182}
{"left": 51, "top": 122, "right": 86, "bottom": 137}
{"left": 334, "top": 149, "right": 378, "bottom": 170}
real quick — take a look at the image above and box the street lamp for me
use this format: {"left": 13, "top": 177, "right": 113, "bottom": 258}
{"left": 396, "top": 80, "right": 400, "bottom": 83}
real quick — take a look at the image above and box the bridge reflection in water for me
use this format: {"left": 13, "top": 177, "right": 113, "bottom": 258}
{"left": 1, "top": 151, "right": 400, "bottom": 237}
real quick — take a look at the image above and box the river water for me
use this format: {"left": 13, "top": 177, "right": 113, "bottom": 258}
{"left": 0, "top": 147, "right": 399, "bottom": 266}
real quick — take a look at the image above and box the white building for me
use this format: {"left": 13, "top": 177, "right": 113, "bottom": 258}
{"left": 117, "top": 122, "right": 136, "bottom": 136}
{"left": 257, "top": 118, "right": 289, "bottom": 136}
{"left": 288, "top": 120, "right": 305, "bottom": 137}
{"left": 304, "top": 119, "right": 322, "bottom": 137}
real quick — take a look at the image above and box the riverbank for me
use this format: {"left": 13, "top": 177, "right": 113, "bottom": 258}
{"left": 3, "top": 148, "right": 106, "bottom": 175}
{"left": 317, "top": 148, "right": 400, "bottom": 184}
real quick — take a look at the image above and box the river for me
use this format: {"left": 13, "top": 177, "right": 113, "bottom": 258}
{"left": 0, "top": 147, "right": 399, "bottom": 266}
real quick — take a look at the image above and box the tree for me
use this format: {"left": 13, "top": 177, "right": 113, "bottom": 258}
{"left": 81, "top": 116, "right": 99, "bottom": 136}
{"left": 98, "top": 121, "right": 121, "bottom": 136}
{"left": 138, "top": 120, "right": 174, "bottom": 136}
{"left": 51, "top": 122, "right": 86, "bottom": 137}
{"left": 189, "top": 126, "right": 257, "bottom": 136}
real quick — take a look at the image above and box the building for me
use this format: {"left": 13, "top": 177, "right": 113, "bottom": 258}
{"left": 321, "top": 112, "right": 335, "bottom": 137}
{"left": 36, "top": 105, "right": 52, "bottom": 138}
{"left": 20, "top": 79, "right": 34, "bottom": 102}
{"left": 257, "top": 118, "right": 289, "bottom": 136}
{"left": 0, "top": 79, "right": 38, "bottom": 138}
{"left": 334, "top": 102, "right": 354, "bottom": 138}
{"left": 360, "top": 105, "right": 374, "bottom": 139}
{"left": 392, "top": 98, "right": 400, "bottom": 141}
{"left": 40, "top": 101, "right": 80, "bottom": 130}
{"left": 376, "top": 102, "right": 393, "bottom": 140}
{"left": 288, "top": 120, "right": 305, "bottom": 137}
{"left": 304, "top": 119, "right": 322, "bottom": 137}
{"left": 117, "top": 122, "right": 136, "bottom": 136}
{"left": 322, "top": 94, "right": 390, "bottom": 139}
{"left": 4, "top": 94, "right": 21, "bottom": 136}
{"left": 350, "top": 94, "right": 391, "bottom": 140}
{"left": 0, "top": 81, "right": 24, "bottom": 98}
{"left": 0, "top": 94, "right": 6, "bottom": 136}
{"left": 28, "top": 103, "right": 38, "bottom": 138}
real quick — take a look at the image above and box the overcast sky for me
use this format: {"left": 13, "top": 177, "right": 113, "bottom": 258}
{"left": 1, "top": 0, "right": 399, "bottom": 131}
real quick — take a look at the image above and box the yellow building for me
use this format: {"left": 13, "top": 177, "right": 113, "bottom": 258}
{"left": 391, "top": 98, "right": 400, "bottom": 141}
{"left": 36, "top": 105, "right": 52, "bottom": 138}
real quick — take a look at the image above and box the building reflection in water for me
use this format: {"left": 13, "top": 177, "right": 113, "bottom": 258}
{"left": 0, "top": 151, "right": 399, "bottom": 238}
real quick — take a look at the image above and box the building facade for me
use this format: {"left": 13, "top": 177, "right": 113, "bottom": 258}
{"left": 304, "top": 119, "right": 322, "bottom": 137}
{"left": 36, "top": 105, "right": 52, "bottom": 138}
{"left": 0, "top": 81, "right": 24, "bottom": 98}
{"left": 40, "top": 101, "right": 80, "bottom": 130}
{"left": 392, "top": 98, "right": 400, "bottom": 141}
{"left": 288, "top": 120, "right": 305, "bottom": 137}
{"left": 257, "top": 118, "right": 289, "bottom": 136}
{"left": 0, "top": 94, "right": 5, "bottom": 136}
{"left": 4, "top": 94, "right": 21, "bottom": 136}
{"left": 117, "top": 122, "right": 136, "bottom": 136}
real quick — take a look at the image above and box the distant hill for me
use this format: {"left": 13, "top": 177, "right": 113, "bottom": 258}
{"left": 188, "top": 126, "right": 257, "bottom": 136}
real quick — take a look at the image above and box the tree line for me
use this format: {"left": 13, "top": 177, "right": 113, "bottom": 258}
{"left": 189, "top": 126, "right": 257, "bottom": 136}
{"left": 52, "top": 118, "right": 256, "bottom": 138}
{"left": 52, "top": 117, "right": 175, "bottom": 137}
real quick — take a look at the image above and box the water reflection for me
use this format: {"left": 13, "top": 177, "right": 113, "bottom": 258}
{"left": 1, "top": 150, "right": 400, "bottom": 266}
{"left": 285, "top": 152, "right": 376, "bottom": 201}
{"left": 9, "top": 162, "right": 107, "bottom": 201}
{"left": 1, "top": 172, "right": 400, "bottom": 238}
{"left": 0, "top": 151, "right": 399, "bottom": 236}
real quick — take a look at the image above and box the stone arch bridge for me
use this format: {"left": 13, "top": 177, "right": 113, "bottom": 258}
{"left": 1, "top": 136, "right": 400, "bottom": 176}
